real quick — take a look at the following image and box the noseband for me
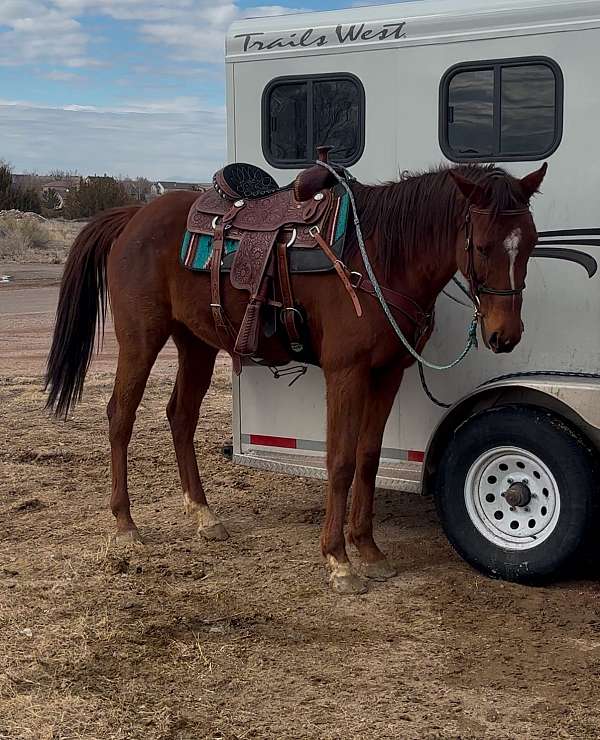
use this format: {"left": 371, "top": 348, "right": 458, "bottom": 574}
{"left": 464, "top": 206, "right": 530, "bottom": 304}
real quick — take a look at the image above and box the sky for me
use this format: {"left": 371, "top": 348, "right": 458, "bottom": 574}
{"left": 0, "top": 0, "right": 392, "bottom": 181}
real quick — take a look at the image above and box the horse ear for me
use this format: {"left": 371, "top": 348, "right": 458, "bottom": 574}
{"left": 520, "top": 162, "right": 548, "bottom": 199}
{"left": 448, "top": 170, "right": 487, "bottom": 207}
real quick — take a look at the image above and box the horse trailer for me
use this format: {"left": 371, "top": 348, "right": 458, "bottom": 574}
{"left": 226, "top": 0, "right": 600, "bottom": 579}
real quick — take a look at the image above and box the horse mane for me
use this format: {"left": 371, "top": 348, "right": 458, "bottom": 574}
{"left": 350, "top": 163, "right": 530, "bottom": 280}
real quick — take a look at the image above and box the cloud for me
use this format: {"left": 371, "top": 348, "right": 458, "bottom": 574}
{"left": 0, "top": 1, "right": 305, "bottom": 177}
{"left": 138, "top": 4, "right": 303, "bottom": 63}
{"left": 0, "top": 98, "right": 226, "bottom": 181}
{"left": 0, "top": 1, "right": 47, "bottom": 22}
{"left": 53, "top": 0, "right": 199, "bottom": 21}
{"left": 42, "top": 70, "right": 86, "bottom": 81}
{"left": 0, "top": 1, "right": 304, "bottom": 68}
{"left": 0, "top": 3, "right": 95, "bottom": 68}
{"left": 351, "top": 0, "right": 415, "bottom": 4}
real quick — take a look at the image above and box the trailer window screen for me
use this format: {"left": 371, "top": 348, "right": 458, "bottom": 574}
{"left": 262, "top": 74, "right": 365, "bottom": 168}
{"left": 440, "top": 57, "right": 563, "bottom": 162}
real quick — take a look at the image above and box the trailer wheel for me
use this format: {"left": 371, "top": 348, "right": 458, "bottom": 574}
{"left": 434, "top": 405, "right": 596, "bottom": 582}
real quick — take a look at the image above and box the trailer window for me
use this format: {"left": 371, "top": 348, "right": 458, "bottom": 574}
{"left": 440, "top": 57, "right": 563, "bottom": 162}
{"left": 262, "top": 74, "right": 365, "bottom": 168}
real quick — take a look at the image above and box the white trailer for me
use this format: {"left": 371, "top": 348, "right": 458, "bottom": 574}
{"left": 226, "top": 0, "right": 600, "bottom": 579}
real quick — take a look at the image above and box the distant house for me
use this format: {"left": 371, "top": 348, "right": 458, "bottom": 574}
{"left": 152, "top": 181, "right": 210, "bottom": 198}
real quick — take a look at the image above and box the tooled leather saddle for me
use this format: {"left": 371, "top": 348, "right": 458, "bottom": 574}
{"left": 181, "top": 147, "right": 362, "bottom": 371}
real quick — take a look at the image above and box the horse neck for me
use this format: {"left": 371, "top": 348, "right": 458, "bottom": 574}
{"left": 367, "top": 234, "right": 460, "bottom": 313}
{"left": 353, "top": 178, "right": 463, "bottom": 311}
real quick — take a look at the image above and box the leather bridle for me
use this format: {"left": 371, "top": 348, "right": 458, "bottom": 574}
{"left": 464, "top": 206, "right": 530, "bottom": 305}
{"left": 346, "top": 205, "right": 532, "bottom": 340}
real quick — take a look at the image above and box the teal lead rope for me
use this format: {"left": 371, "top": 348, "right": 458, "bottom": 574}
{"left": 315, "top": 160, "right": 480, "bottom": 372}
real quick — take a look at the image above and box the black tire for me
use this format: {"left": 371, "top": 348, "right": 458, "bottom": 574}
{"left": 434, "top": 405, "right": 597, "bottom": 583}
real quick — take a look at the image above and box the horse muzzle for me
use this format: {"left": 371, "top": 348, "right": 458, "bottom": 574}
{"left": 488, "top": 332, "right": 520, "bottom": 354}
{"left": 482, "top": 317, "right": 524, "bottom": 354}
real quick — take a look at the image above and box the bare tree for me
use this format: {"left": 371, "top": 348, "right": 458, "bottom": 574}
{"left": 42, "top": 188, "right": 62, "bottom": 211}
{"left": 122, "top": 177, "right": 153, "bottom": 202}
{"left": 49, "top": 168, "right": 80, "bottom": 180}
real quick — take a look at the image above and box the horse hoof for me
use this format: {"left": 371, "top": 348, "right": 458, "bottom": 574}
{"left": 330, "top": 570, "right": 368, "bottom": 595}
{"left": 199, "top": 523, "right": 230, "bottom": 541}
{"left": 363, "top": 559, "right": 397, "bottom": 581}
{"left": 112, "top": 529, "right": 144, "bottom": 547}
{"left": 326, "top": 557, "right": 368, "bottom": 595}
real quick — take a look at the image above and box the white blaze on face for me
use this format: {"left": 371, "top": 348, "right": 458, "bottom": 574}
{"left": 503, "top": 228, "right": 522, "bottom": 291}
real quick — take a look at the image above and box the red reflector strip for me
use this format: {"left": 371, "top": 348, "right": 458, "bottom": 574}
{"left": 249, "top": 434, "right": 297, "bottom": 449}
{"left": 407, "top": 450, "right": 425, "bottom": 463}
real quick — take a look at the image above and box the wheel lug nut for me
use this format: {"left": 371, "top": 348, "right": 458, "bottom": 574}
{"left": 507, "top": 478, "right": 513, "bottom": 484}
{"left": 524, "top": 507, "right": 530, "bottom": 512}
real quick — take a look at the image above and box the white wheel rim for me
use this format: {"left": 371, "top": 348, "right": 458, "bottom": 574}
{"left": 464, "top": 446, "right": 560, "bottom": 551}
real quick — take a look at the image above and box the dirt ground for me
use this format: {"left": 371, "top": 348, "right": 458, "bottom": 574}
{"left": 1, "top": 265, "right": 600, "bottom": 740}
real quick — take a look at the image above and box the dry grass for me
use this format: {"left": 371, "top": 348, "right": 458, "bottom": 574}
{"left": 1, "top": 367, "right": 600, "bottom": 739}
{"left": 0, "top": 215, "right": 49, "bottom": 260}
{"left": 0, "top": 213, "right": 83, "bottom": 263}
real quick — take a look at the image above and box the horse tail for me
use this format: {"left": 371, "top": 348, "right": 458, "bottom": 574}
{"left": 45, "top": 205, "right": 142, "bottom": 418}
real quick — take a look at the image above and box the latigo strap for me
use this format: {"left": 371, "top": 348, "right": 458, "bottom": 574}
{"left": 312, "top": 230, "right": 363, "bottom": 318}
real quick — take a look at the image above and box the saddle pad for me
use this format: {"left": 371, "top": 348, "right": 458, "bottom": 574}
{"left": 180, "top": 188, "right": 350, "bottom": 275}
{"left": 181, "top": 231, "right": 238, "bottom": 270}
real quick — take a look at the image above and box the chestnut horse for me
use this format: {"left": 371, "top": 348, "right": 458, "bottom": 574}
{"left": 46, "top": 162, "right": 547, "bottom": 594}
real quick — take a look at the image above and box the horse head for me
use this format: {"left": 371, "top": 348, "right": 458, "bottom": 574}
{"left": 450, "top": 163, "right": 548, "bottom": 353}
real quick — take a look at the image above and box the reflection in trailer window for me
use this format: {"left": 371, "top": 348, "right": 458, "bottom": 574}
{"left": 440, "top": 57, "right": 563, "bottom": 162}
{"left": 262, "top": 74, "right": 365, "bottom": 168}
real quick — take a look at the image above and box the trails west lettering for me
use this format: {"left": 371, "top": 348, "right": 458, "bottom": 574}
{"left": 235, "top": 30, "right": 328, "bottom": 52}
{"left": 235, "top": 22, "right": 407, "bottom": 53}
{"left": 335, "top": 22, "right": 407, "bottom": 43}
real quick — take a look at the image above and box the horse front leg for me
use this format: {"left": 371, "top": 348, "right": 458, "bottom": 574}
{"left": 349, "top": 366, "right": 404, "bottom": 580}
{"left": 322, "top": 365, "right": 369, "bottom": 595}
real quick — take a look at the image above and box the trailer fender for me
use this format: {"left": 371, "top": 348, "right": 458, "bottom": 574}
{"left": 422, "top": 378, "right": 600, "bottom": 496}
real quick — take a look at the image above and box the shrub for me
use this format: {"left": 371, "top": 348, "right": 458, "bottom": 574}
{"left": 0, "top": 162, "right": 42, "bottom": 214}
{"left": 64, "top": 175, "right": 131, "bottom": 218}
{"left": 0, "top": 163, "right": 11, "bottom": 201}
{"left": 0, "top": 215, "right": 50, "bottom": 259}
{"left": 14, "top": 186, "right": 42, "bottom": 214}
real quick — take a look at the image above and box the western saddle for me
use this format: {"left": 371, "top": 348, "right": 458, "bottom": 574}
{"left": 183, "top": 147, "right": 362, "bottom": 371}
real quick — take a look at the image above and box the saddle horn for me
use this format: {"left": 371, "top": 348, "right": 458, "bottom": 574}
{"left": 316, "top": 145, "right": 333, "bottom": 163}
{"left": 294, "top": 145, "right": 339, "bottom": 202}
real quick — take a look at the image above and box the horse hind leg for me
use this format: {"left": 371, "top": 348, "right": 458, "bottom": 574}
{"left": 108, "top": 332, "right": 168, "bottom": 544}
{"left": 167, "top": 329, "right": 228, "bottom": 541}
